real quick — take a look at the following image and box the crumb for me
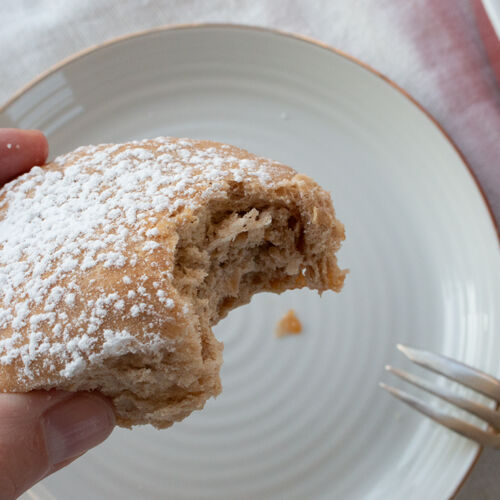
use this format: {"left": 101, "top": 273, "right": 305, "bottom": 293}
{"left": 276, "top": 309, "right": 302, "bottom": 337}
{"left": 6, "top": 143, "right": 12, "bottom": 149}
{"left": 15, "top": 144, "right": 20, "bottom": 149}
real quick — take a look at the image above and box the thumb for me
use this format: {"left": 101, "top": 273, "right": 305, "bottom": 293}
{"left": 0, "top": 129, "right": 48, "bottom": 184}
{"left": 0, "top": 391, "right": 115, "bottom": 500}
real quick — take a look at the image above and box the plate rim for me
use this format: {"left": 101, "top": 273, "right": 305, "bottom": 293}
{"left": 2, "top": 22, "right": 498, "bottom": 499}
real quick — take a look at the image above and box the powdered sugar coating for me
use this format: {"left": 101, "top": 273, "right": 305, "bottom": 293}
{"left": 0, "top": 137, "right": 288, "bottom": 384}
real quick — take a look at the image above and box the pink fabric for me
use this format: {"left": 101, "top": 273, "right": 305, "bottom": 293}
{"left": 383, "top": 0, "right": 500, "bottom": 226}
{"left": 475, "top": 0, "right": 500, "bottom": 84}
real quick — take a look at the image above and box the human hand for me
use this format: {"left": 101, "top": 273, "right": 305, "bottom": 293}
{"left": 0, "top": 129, "right": 115, "bottom": 500}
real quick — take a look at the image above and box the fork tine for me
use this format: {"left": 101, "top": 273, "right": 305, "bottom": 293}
{"left": 379, "top": 383, "right": 500, "bottom": 448}
{"left": 386, "top": 365, "right": 500, "bottom": 429}
{"left": 397, "top": 344, "right": 500, "bottom": 402}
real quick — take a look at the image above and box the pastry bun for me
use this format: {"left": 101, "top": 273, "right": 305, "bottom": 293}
{"left": 0, "top": 137, "right": 345, "bottom": 428}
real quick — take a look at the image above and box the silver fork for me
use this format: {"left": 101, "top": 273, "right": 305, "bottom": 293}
{"left": 380, "top": 344, "right": 500, "bottom": 448}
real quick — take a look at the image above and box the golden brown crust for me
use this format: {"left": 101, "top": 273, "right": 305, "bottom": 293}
{"left": 0, "top": 137, "right": 345, "bottom": 428}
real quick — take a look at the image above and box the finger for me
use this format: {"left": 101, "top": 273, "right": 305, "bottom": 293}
{"left": 0, "top": 391, "right": 115, "bottom": 499}
{"left": 46, "top": 451, "right": 86, "bottom": 476}
{"left": 0, "top": 129, "right": 48, "bottom": 185}
{"left": 43, "top": 393, "right": 115, "bottom": 467}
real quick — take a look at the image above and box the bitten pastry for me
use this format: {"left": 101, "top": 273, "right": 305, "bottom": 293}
{"left": 0, "top": 137, "right": 345, "bottom": 428}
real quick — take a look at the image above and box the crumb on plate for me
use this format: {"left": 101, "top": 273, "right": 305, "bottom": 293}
{"left": 276, "top": 309, "right": 302, "bottom": 337}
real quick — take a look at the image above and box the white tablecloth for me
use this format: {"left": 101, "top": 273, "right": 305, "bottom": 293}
{"left": 2, "top": 1, "right": 499, "bottom": 498}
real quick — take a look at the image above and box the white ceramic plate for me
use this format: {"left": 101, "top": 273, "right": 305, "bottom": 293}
{"left": 2, "top": 25, "right": 500, "bottom": 500}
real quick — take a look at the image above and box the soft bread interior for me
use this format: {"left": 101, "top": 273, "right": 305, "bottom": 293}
{"left": 175, "top": 204, "right": 305, "bottom": 327}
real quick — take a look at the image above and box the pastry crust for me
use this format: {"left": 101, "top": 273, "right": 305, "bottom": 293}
{"left": 0, "top": 137, "right": 345, "bottom": 428}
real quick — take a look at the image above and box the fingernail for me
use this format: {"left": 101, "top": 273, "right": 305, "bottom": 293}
{"left": 26, "top": 129, "right": 49, "bottom": 164}
{"left": 42, "top": 393, "right": 115, "bottom": 465}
